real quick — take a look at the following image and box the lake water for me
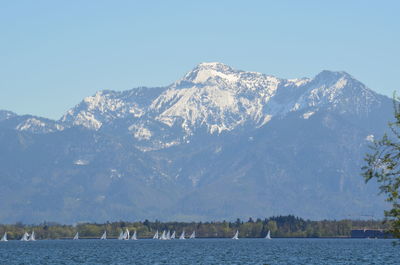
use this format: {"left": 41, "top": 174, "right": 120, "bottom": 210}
{"left": 0, "top": 238, "right": 398, "bottom": 264}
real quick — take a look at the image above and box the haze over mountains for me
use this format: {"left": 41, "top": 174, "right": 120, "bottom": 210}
{"left": 0, "top": 62, "right": 391, "bottom": 223}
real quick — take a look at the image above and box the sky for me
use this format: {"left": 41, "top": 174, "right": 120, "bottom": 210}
{"left": 1, "top": 0, "right": 399, "bottom": 119}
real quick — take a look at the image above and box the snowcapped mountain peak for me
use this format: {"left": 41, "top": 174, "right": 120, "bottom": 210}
{"left": 176, "top": 62, "right": 285, "bottom": 93}
{"left": 316, "top": 69, "right": 349, "bottom": 77}
{"left": 192, "top": 62, "right": 237, "bottom": 74}
{"left": 312, "top": 70, "right": 372, "bottom": 95}
{"left": 196, "top": 62, "right": 232, "bottom": 70}
{"left": 313, "top": 70, "right": 352, "bottom": 85}
{"left": 15, "top": 117, "right": 64, "bottom": 133}
{"left": 53, "top": 64, "right": 384, "bottom": 140}
{"left": 61, "top": 89, "right": 146, "bottom": 130}
{"left": 151, "top": 63, "right": 297, "bottom": 135}
{"left": 179, "top": 62, "right": 239, "bottom": 85}
{"left": 291, "top": 70, "right": 382, "bottom": 115}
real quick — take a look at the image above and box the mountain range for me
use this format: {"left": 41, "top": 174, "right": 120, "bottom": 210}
{"left": 0, "top": 62, "right": 392, "bottom": 223}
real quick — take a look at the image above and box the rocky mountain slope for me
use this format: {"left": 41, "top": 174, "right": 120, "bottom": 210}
{"left": 0, "top": 63, "right": 392, "bottom": 223}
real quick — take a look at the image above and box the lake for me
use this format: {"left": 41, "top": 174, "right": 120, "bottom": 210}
{"left": 0, "top": 238, "right": 398, "bottom": 264}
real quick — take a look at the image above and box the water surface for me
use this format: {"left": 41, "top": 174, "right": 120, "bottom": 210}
{"left": 0, "top": 238, "right": 398, "bottom": 264}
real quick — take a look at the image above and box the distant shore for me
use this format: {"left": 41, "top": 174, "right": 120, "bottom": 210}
{"left": 0, "top": 215, "right": 390, "bottom": 240}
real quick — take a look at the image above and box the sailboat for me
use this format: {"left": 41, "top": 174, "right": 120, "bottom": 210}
{"left": 73, "top": 232, "right": 79, "bottom": 240}
{"left": 123, "top": 228, "right": 130, "bottom": 240}
{"left": 159, "top": 230, "right": 167, "bottom": 240}
{"left": 21, "top": 232, "right": 29, "bottom": 241}
{"left": 171, "top": 231, "right": 176, "bottom": 239}
{"left": 131, "top": 230, "right": 137, "bottom": 240}
{"left": 265, "top": 230, "right": 271, "bottom": 239}
{"left": 153, "top": 230, "right": 159, "bottom": 239}
{"left": 232, "top": 230, "right": 239, "bottom": 240}
{"left": 189, "top": 231, "right": 195, "bottom": 239}
{"left": 1, "top": 232, "right": 7, "bottom": 242}
{"left": 118, "top": 230, "right": 125, "bottom": 240}
{"left": 29, "top": 230, "right": 36, "bottom": 241}
{"left": 100, "top": 231, "right": 107, "bottom": 240}
{"left": 179, "top": 230, "right": 185, "bottom": 240}
{"left": 166, "top": 230, "right": 171, "bottom": 240}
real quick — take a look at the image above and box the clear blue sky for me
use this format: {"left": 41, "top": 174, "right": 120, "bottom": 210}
{"left": 1, "top": 0, "right": 399, "bottom": 119}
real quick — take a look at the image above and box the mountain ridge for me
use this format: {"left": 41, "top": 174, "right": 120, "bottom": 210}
{"left": 1, "top": 62, "right": 384, "bottom": 137}
{"left": 0, "top": 63, "right": 392, "bottom": 223}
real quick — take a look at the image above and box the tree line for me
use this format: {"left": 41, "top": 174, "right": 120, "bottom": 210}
{"left": 0, "top": 215, "right": 390, "bottom": 240}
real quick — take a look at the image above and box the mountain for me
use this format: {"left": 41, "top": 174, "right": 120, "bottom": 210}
{"left": 0, "top": 63, "right": 392, "bottom": 223}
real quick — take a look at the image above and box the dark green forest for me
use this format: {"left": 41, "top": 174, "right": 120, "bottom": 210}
{"left": 0, "top": 215, "right": 389, "bottom": 240}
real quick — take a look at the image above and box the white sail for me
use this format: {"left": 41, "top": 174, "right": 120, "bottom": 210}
{"left": 123, "top": 228, "right": 130, "bottom": 240}
{"left": 1, "top": 232, "right": 7, "bottom": 242}
{"left": 118, "top": 231, "right": 124, "bottom": 240}
{"left": 20, "top": 232, "right": 29, "bottom": 241}
{"left": 73, "top": 232, "right": 79, "bottom": 240}
{"left": 100, "top": 231, "right": 107, "bottom": 240}
{"left": 266, "top": 230, "right": 271, "bottom": 239}
{"left": 153, "top": 230, "right": 159, "bottom": 239}
{"left": 171, "top": 231, "right": 176, "bottom": 239}
{"left": 189, "top": 231, "right": 195, "bottom": 239}
{"left": 159, "top": 230, "right": 167, "bottom": 240}
{"left": 166, "top": 230, "right": 171, "bottom": 240}
{"left": 29, "top": 230, "right": 36, "bottom": 241}
{"left": 232, "top": 230, "right": 239, "bottom": 240}
{"left": 179, "top": 230, "right": 185, "bottom": 240}
{"left": 131, "top": 230, "right": 137, "bottom": 240}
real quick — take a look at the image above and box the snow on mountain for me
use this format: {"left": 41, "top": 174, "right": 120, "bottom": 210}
{"left": 150, "top": 63, "right": 382, "bottom": 137}
{"left": 60, "top": 87, "right": 164, "bottom": 130}
{"left": 11, "top": 62, "right": 382, "bottom": 139}
{"left": 60, "top": 90, "right": 142, "bottom": 130}
{"left": 293, "top": 70, "right": 382, "bottom": 115}
{"left": 15, "top": 117, "right": 64, "bottom": 133}
{"left": 151, "top": 62, "right": 310, "bottom": 134}
{"left": 0, "top": 63, "right": 393, "bottom": 223}
{"left": 0, "top": 110, "right": 64, "bottom": 134}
